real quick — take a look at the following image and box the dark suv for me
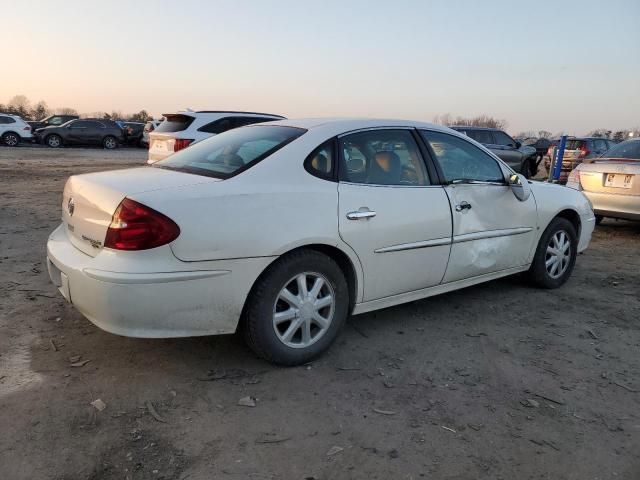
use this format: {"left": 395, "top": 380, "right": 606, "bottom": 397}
{"left": 35, "top": 118, "right": 125, "bottom": 149}
{"left": 450, "top": 126, "right": 538, "bottom": 177}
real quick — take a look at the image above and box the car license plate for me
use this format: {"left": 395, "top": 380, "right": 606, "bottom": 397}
{"left": 605, "top": 173, "right": 633, "bottom": 189}
{"left": 151, "top": 141, "right": 167, "bottom": 152}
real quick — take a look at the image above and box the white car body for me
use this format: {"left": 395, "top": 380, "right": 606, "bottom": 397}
{"left": 141, "top": 120, "right": 161, "bottom": 147}
{"left": 47, "top": 118, "right": 595, "bottom": 344}
{"left": 0, "top": 113, "right": 33, "bottom": 145}
{"left": 147, "top": 110, "right": 284, "bottom": 163}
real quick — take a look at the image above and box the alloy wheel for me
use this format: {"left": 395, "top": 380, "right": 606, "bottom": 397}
{"left": 4, "top": 134, "right": 18, "bottom": 146}
{"left": 272, "top": 272, "right": 335, "bottom": 349}
{"left": 104, "top": 137, "right": 116, "bottom": 149}
{"left": 545, "top": 230, "right": 571, "bottom": 279}
{"left": 48, "top": 136, "right": 60, "bottom": 147}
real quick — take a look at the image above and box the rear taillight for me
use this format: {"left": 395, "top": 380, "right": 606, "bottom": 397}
{"left": 566, "top": 169, "right": 582, "bottom": 190}
{"left": 104, "top": 198, "right": 180, "bottom": 251}
{"left": 174, "top": 139, "right": 193, "bottom": 152}
{"left": 578, "top": 145, "right": 590, "bottom": 158}
{"left": 23, "top": 126, "right": 31, "bottom": 131}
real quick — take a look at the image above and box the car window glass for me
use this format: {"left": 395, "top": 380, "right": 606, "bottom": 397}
{"left": 198, "top": 118, "right": 233, "bottom": 134}
{"left": 493, "top": 131, "right": 516, "bottom": 147}
{"left": 0, "top": 116, "right": 12, "bottom": 124}
{"left": 70, "top": 120, "right": 90, "bottom": 128}
{"left": 339, "top": 129, "right": 429, "bottom": 186}
{"left": 467, "top": 130, "right": 494, "bottom": 144}
{"left": 593, "top": 139, "right": 608, "bottom": 151}
{"left": 156, "top": 125, "right": 305, "bottom": 178}
{"left": 305, "top": 140, "right": 334, "bottom": 179}
{"left": 601, "top": 140, "right": 640, "bottom": 159}
{"left": 50, "top": 117, "right": 64, "bottom": 125}
{"left": 420, "top": 130, "right": 505, "bottom": 183}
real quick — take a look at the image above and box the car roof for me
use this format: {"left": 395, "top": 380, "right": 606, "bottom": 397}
{"left": 450, "top": 126, "right": 500, "bottom": 131}
{"left": 164, "top": 110, "right": 285, "bottom": 118}
{"left": 264, "top": 117, "right": 456, "bottom": 136}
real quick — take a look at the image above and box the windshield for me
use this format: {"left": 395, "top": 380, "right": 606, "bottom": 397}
{"left": 600, "top": 140, "right": 640, "bottom": 160}
{"left": 154, "top": 125, "right": 306, "bottom": 178}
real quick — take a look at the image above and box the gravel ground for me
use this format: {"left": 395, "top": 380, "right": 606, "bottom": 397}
{"left": 1, "top": 146, "right": 639, "bottom": 480}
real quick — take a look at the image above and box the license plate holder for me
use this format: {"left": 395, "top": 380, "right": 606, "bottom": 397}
{"left": 605, "top": 173, "right": 633, "bottom": 189}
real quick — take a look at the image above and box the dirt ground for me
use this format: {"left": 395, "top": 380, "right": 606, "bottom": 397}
{"left": 1, "top": 146, "right": 639, "bottom": 480}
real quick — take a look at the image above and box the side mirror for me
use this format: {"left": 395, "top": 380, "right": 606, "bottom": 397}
{"left": 509, "top": 173, "right": 531, "bottom": 201}
{"left": 515, "top": 141, "right": 522, "bottom": 149}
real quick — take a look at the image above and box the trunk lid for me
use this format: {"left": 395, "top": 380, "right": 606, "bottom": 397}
{"left": 578, "top": 159, "right": 640, "bottom": 195}
{"left": 61, "top": 167, "right": 219, "bottom": 256}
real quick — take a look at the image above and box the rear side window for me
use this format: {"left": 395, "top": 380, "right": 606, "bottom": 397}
{"left": 420, "top": 130, "right": 505, "bottom": 183}
{"left": 305, "top": 140, "right": 335, "bottom": 180}
{"left": 155, "top": 125, "right": 305, "bottom": 178}
{"left": 0, "top": 116, "right": 16, "bottom": 124}
{"left": 155, "top": 114, "right": 195, "bottom": 133}
{"left": 198, "top": 116, "right": 274, "bottom": 134}
{"left": 466, "top": 130, "right": 494, "bottom": 145}
{"left": 338, "top": 129, "right": 430, "bottom": 186}
{"left": 565, "top": 139, "right": 586, "bottom": 150}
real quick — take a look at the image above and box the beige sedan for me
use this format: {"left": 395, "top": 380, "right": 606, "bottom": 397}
{"left": 567, "top": 139, "right": 640, "bottom": 223}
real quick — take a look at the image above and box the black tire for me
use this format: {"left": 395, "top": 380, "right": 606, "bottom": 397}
{"left": 2, "top": 132, "right": 20, "bottom": 147}
{"left": 103, "top": 136, "right": 118, "bottom": 149}
{"left": 528, "top": 217, "right": 578, "bottom": 289}
{"left": 243, "top": 249, "right": 349, "bottom": 366}
{"left": 45, "top": 134, "right": 62, "bottom": 148}
{"left": 595, "top": 215, "right": 604, "bottom": 225}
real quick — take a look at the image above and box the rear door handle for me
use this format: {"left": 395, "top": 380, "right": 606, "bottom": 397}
{"left": 455, "top": 202, "right": 472, "bottom": 212}
{"left": 346, "top": 208, "right": 377, "bottom": 220}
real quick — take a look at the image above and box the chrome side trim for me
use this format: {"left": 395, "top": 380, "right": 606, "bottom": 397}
{"left": 452, "top": 227, "right": 533, "bottom": 244}
{"left": 374, "top": 237, "right": 451, "bottom": 253}
{"left": 82, "top": 269, "right": 230, "bottom": 284}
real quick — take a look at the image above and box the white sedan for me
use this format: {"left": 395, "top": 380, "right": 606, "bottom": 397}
{"left": 47, "top": 119, "right": 595, "bottom": 365}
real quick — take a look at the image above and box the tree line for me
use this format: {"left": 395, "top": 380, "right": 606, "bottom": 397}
{"left": 0, "top": 95, "right": 154, "bottom": 123}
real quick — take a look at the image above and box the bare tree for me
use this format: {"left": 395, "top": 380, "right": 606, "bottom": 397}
{"left": 30, "top": 100, "right": 50, "bottom": 120}
{"left": 434, "top": 113, "right": 508, "bottom": 130}
{"left": 57, "top": 107, "right": 79, "bottom": 116}
{"left": 538, "top": 130, "right": 552, "bottom": 139}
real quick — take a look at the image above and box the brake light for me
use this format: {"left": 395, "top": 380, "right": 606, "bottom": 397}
{"left": 23, "top": 126, "right": 31, "bottom": 130}
{"left": 566, "top": 169, "right": 582, "bottom": 190}
{"left": 104, "top": 198, "right": 180, "bottom": 250}
{"left": 174, "top": 139, "right": 193, "bottom": 152}
{"left": 579, "top": 145, "right": 590, "bottom": 158}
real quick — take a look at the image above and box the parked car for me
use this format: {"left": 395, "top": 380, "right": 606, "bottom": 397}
{"left": 147, "top": 110, "right": 285, "bottom": 163}
{"left": 544, "top": 137, "right": 616, "bottom": 183}
{"left": 140, "top": 120, "right": 162, "bottom": 148}
{"left": 47, "top": 119, "right": 594, "bottom": 365}
{"left": 28, "top": 114, "right": 79, "bottom": 132}
{"left": 450, "top": 126, "right": 538, "bottom": 177}
{"left": 117, "top": 121, "right": 146, "bottom": 147}
{"left": 35, "top": 118, "right": 125, "bottom": 149}
{"left": 0, "top": 113, "right": 32, "bottom": 146}
{"left": 567, "top": 139, "right": 640, "bottom": 223}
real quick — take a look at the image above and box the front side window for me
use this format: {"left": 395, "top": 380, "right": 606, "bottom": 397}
{"left": 493, "top": 131, "right": 517, "bottom": 147}
{"left": 339, "top": 129, "right": 429, "bottom": 186}
{"left": 155, "top": 125, "right": 305, "bottom": 178}
{"left": 420, "top": 130, "right": 505, "bottom": 184}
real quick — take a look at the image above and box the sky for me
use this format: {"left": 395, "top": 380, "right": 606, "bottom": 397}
{"left": 4, "top": 0, "right": 639, "bottom": 135}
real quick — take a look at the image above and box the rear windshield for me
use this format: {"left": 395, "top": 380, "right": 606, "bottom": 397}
{"left": 565, "top": 139, "right": 586, "bottom": 150}
{"left": 155, "top": 114, "right": 195, "bottom": 133}
{"left": 154, "top": 125, "right": 306, "bottom": 178}
{"left": 600, "top": 140, "right": 640, "bottom": 160}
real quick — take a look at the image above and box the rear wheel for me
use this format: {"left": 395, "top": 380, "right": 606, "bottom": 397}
{"left": 243, "top": 250, "right": 349, "bottom": 366}
{"left": 2, "top": 132, "right": 20, "bottom": 147}
{"left": 46, "top": 134, "right": 62, "bottom": 148}
{"left": 103, "top": 136, "right": 117, "bottom": 149}
{"left": 528, "top": 217, "right": 577, "bottom": 288}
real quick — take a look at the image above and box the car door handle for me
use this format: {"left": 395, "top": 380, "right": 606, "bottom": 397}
{"left": 455, "top": 202, "right": 472, "bottom": 212}
{"left": 346, "top": 208, "right": 377, "bottom": 220}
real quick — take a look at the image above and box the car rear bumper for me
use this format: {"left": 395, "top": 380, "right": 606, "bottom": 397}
{"left": 46, "top": 224, "right": 273, "bottom": 338}
{"left": 584, "top": 191, "right": 640, "bottom": 221}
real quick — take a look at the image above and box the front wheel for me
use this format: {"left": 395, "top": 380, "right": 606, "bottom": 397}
{"left": 2, "top": 132, "right": 20, "bottom": 147}
{"left": 243, "top": 250, "right": 349, "bottom": 366}
{"left": 528, "top": 217, "right": 577, "bottom": 288}
{"left": 46, "top": 134, "right": 62, "bottom": 148}
{"left": 103, "top": 136, "right": 118, "bottom": 149}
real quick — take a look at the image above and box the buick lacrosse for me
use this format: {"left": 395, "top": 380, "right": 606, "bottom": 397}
{"left": 47, "top": 119, "right": 595, "bottom": 365}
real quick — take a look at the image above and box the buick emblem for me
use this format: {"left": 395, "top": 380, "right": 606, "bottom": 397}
{"left": 67, "top": 197, "right": 75, "bottom": 216}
